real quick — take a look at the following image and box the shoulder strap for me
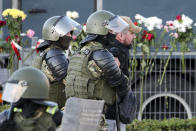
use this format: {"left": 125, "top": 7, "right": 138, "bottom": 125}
{"left": 46, "top": 106, "right": 58, "bottom": 115}
{"left": 82, "top": 41, "right": 104, "bottom": 58}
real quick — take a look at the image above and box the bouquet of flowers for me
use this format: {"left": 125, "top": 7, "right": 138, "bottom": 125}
{"left": 2, "top": 8, "right": 27, "bottom": 72}
{"left": 131, "top": 14, "right": 196, "bottom": 84}
{"left": 0, "top": 20, "right": 7, "bottom": 53}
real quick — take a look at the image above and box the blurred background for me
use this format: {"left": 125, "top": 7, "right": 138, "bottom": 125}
{"left": 1, "top": 0, "right": 196, "bottom": 38}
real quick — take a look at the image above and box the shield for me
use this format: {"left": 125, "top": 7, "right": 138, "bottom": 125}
{"left": 61, "top": 97, "right": 105, "bottom": 131}
{"left": 104, "top": 15, "right": 129, "bottom": 34}
{"left": 53, "top": 16, "right": 82, "bottom": 37}
{"left": 2, "top": 80, "right": 28, "bottom": 103}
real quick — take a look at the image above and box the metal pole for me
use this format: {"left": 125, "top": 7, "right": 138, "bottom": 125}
{"left": 12, "top": 0, "right": 22, "bottom": 9}
{"left": 96, "top": 0, "right": 103, "bottom": 11}
{"left": 93, "top": 0, "right": 97, "bottom": 12}
{"left": 94, "top": 0, "right": 103, "bottom": 12}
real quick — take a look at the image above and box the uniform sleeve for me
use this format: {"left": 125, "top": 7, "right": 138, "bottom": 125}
{"left": 0, "top": 110, "right": 9, "bottom": 126}
{"left": 42, "top": 48, "right": 69, "bottom": 82}
{"left": 89, "top": 49, "right": 129, "bottom": 97}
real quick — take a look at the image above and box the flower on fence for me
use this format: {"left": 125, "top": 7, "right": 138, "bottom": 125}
{"left": 69, "top": 24, "right": 87, "bottom": 53}
{"left": 2, "top": 8, "right": 27, "bottom": 42}
{"left": 2, "top": 8, "right": 26, "bottom": 20}
{"left": 133, "top": 14, "right": 164, "bottom": 50}
{"left": 66, "top": 11, "right": 79, "bottom": 19}
{"left": 0, "top": 20, "right": 6, "bottom": 27}
{"left": 26, "top": 29, "right": 35, "bottom": 38}
{"left": 82, "top": 24, "right": 86, "bottom": 32}
{"left": 173, "top": 14, "right": 193, "bottom": 33}
{"left": 135, "top": 14, "right": 163, "bottom": 31}
{"left": 142, "top": 30, "right": 154, "bottom": 41}
{"left": 2, "top": 8, "right": 27, "bottom": 71}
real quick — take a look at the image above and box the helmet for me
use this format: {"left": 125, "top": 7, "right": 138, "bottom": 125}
{"left": 86, "top": 10, "right": 129, "bottom": 35}
{"left": 42, "top": 16, "right": 82, "bottom": 41}
{"left": 2, "top": 67, "right": 50, "bottom": 103}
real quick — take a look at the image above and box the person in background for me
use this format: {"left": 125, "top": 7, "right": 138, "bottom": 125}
{"left": 0, "top": 67, "right": 62, "bottom": 131}
{"left": 105, "top": 16, "right": 142, "bottom": 131}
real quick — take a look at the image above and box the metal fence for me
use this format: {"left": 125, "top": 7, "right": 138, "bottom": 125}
{"left": 131, "top": 52, "right": 196, "bottom": 120}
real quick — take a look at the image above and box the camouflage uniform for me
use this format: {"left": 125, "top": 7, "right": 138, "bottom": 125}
{"left": 40, "top": 46, "right": 67, "bottom": 109}
{"left": 35, "top": 15, "right": 82, "bottom": 109}
{"left": 0, "top": 67, "right": 63, "bottom": 131}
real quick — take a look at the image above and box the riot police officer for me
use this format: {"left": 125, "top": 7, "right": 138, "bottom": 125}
{"left": 64, "top": 10, "right": 131, "bottom": 130}
{"left": 36, "top": 16, "right": 82, "bottom": 108}
{"left": 0, "top": 67, "right": 62, "bottom": 131}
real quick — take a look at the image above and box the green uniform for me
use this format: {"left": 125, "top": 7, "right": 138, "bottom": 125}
{"left": 40, "top": 46, "right": 67, "bottom": 109}
{"left": 65, "top": 41, "right": 116, "bottom": 105}
{"left": 13, "top": 106, "right": 57, "bottom": 131}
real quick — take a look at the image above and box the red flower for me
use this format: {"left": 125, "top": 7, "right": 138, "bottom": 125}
{"left": 161, "top": 45, "right": 168, "bottom": 50}
{"left": 0, "top": 93, "right": 2, "bottom": 104}
{"left": 0, "top": 20, "right": 6, "bottom": 27}
{"left": 5, "top": 36, "right": 10, "bottom": 42}
{"left": 169, "top": 23, "right": 173, "bottom": 26}
{"left": 176, "top": 15, "right": 182, "bottom": 21}
{"left": 147, "top": 33, "right": 154, "bottom": 40}
{"left": 134, "top": 21, "right": 138, "bottom": 26}
{"left": 142, "top": 30, "right": 154, "bottom": 41}
{"left": 142, "top": 30, "right": 147, "bottom": 39}
{"left": 15, "top": 35, "right": 20, "bottom": 42}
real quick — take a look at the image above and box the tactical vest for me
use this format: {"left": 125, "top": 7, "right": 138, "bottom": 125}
{"left": 65, "top": 41, "right": 115, "bottom": 105}
{"left": 13, "top": 106, "right": 57, "bottom": 131}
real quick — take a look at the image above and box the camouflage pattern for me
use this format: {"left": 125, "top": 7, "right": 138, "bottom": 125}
{"left": 99, "top": 115, "right": 109, "bottom": 131}
{"left": 40, "top": 47, "right": 66, "bottom": 109}
{"left": 41, "top": 60, "right": 56, "bottom": 82}
{"left": 88, "top": 60, "right": 102, "bottom": 78}
{"left": 82, "top": 42, "right": 103, "bottom": 78}
{"left": 13, "top": 107, "right": 56, "bottom": 131}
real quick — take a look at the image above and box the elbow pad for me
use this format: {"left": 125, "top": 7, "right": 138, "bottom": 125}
{"left": 91, "top": 49, "right": 129, "bottom": 96}
{"left": 44, "top": 49, "right": 68, "bottom": 81}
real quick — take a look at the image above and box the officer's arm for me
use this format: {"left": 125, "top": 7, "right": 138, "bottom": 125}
{"left": 52, "top": 110, "right": 63, "bottom": 127}
{"left": 44, "top": 49, "right": 69, "bottom": 82}
{"left": 0, "top": 110, "right": 9, "bottom": 126}
{"left": 90, "top": 49, "right": 129, "bottom": 97}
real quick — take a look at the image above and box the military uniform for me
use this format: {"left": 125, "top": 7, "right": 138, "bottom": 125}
{"left": 0, "top": 67, "right": 63, "bottom": 131}
{"left": 64, "top": 10, "right": 131, "bottom": 130}
{"left": 0, "top": 106, "right": 59, "bottom": 131}
{"left": 39, "top": 44, "right": 68, "bottom": 108}
{"left": 35, "top": 15, "right": 82, "bottom": 108}
{"left": 65, "top": 41, "right": 130, "bottom": 131}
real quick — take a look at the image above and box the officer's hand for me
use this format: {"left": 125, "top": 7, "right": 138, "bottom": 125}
{"left": 114, "top": 57, "right": 120, "bottom": 67}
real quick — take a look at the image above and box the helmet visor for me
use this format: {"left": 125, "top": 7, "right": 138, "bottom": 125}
{"left": 2, "top": 80, "right": 28, "bottom": 103}
{"left": 53, "top": 16, "right": 82, "bottom": 37}
{"left": 104, "top": 15, "right": 129, "bottom": 34}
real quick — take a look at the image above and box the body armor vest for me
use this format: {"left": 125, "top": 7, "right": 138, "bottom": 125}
{"left": 13, "top": 107, "right": 57, "bottom": 131}
{"left": 65, "top": 41, "right": 115, "bottom": 105}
